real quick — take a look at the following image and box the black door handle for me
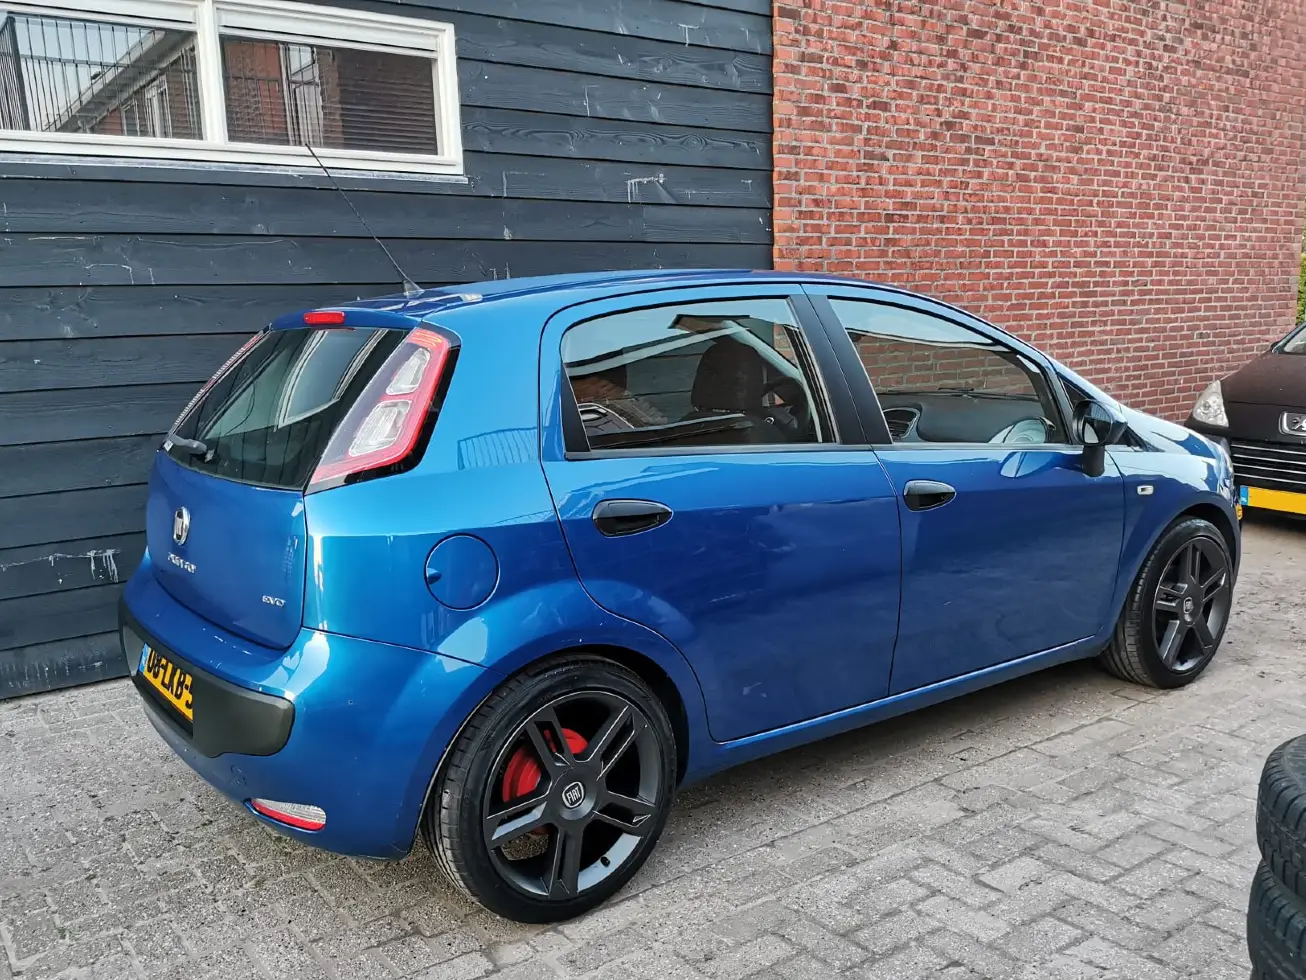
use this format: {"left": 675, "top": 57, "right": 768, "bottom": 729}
{"left": 903, "top": 479, "right": 956, "bottom": 512}
{"left": 592, "top": 499, "right": 673, "bottom": 537}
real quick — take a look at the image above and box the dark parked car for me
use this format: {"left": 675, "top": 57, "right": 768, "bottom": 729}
{"left": 121, "top": 270, "right": 1240, "bottom": 922}
{"left": 1187, "top": 320, "right": 1306, "bottom": 517}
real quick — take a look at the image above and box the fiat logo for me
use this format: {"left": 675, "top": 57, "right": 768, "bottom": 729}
{"left": 561, "top": 781, "right": 585, "bottom": 809}
{"left": 172, "top": 507, "right": 191, "bottom": 546}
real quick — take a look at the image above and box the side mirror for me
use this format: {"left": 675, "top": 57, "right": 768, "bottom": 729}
{"left": 1074, "top": 400, "right": 1128, "bottom": 477}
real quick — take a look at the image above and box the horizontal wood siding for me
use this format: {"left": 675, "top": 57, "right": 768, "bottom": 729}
{"left": 0, "top": 0, "right": 772, "bottom": 699}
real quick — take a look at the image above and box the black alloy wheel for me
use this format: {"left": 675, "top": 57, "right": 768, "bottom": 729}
{"left": 1151, "top": 535, "right": 1233, "bottom": 673}
{"left": 1099, "top": 516, "right": 1234, "bottom": 688}
{"left": 482, "top": 691, "right": 663, "bottom": 899}
{"left": 423, "top": 657, "right": 677, "bottom": 922}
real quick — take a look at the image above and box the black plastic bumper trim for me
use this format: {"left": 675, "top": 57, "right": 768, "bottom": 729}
{"left": 119, "top": 600, "right": 294, "bottom": 759}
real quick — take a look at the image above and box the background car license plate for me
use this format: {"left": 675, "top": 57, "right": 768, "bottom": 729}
{"left": 139, "top": 646, "right": 195, "bottom": 722}
{"left": 1240, "top": 485, "right": 1306, "bottom": 515}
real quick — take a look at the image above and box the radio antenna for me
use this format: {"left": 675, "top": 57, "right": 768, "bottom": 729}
{"left": 305, "top": 145, "right": 421, "bottom": 298}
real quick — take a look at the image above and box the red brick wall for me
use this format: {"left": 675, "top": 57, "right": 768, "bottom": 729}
{"left": 772, "top": 0, "right": 1306, "bottom": 418}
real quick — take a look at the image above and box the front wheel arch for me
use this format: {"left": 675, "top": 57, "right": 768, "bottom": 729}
{"left": 1180, "top": 502, "right": 1239, "bottom": 579}
{"left": 1099, "top": 514, "right": 1234, "bottom": 687}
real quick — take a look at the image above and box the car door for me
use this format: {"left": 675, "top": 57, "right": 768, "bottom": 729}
{"left": 807, "top": 286, "right": 1127, "bottom": 695}
{"left": 539, "top": 285, "right": 902, "bottom": 743}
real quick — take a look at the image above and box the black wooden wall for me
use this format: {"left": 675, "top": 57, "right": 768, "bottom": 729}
{"left": 0, "top": 0, "right": 773, "bottom": 699}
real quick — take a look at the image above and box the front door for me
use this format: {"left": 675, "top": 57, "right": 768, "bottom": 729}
{"left": 540, "top": 288, "right": 902, "bottom": 742}
{"left": 812, "top": 289, "right": 1127, "bottom": 694}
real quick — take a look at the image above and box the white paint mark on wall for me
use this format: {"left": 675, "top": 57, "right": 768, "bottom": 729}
{"left": 678, "top": 23, "right": 697, "bottom": 45}
{"left": 626, "top": 173, "right": 666, "bottom": 203}
{"left": 0, "top": 549, "right": 122, "bottom": 582}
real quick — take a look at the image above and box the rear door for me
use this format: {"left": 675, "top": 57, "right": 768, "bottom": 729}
{"left": 148, "top": 325, "right": 405, "bottom": 649}
{"left": 540, "top": 285, "right": 902, "bottom": 743}
{"left": 808, "top": 286, "right": 1126, "bottom": 694}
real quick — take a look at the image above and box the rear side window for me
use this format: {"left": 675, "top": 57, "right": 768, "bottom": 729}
{"left": 168, "top": 327, "right": 403, "bottom": 489}
{"left": 561, "top": 298, "right": 833, "bottom": 452}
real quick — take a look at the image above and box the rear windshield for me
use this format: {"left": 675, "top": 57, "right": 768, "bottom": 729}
{"left": 168, "top": 327, "right": 403, "bottom": 489}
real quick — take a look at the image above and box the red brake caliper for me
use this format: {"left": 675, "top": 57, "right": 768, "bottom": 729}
{"left": 501, "top": 728, "right": 588, "bottom": 803}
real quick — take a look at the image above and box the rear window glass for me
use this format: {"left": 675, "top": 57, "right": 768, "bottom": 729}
{"left": 168, "top": 327, "right": 403, "bottom": 489}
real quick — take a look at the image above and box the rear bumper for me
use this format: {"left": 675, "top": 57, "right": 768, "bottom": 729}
{"left": 121, "top": 555, "right": 491, "bottom": 859}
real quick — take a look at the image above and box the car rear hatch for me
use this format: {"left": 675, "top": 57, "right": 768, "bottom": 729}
{"left": 147, "top": 310, "right": 453, "bottom": 649}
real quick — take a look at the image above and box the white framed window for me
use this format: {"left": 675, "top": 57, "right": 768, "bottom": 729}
{"left": 0, "top": 0, "right": 463, "bottom": 174}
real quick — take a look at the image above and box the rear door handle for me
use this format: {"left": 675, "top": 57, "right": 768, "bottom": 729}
{"left": 903, "top": 479, "right": 956, "bottom": 512}
{"left": 592, "top": 499, "right": 673, "bottom": 537}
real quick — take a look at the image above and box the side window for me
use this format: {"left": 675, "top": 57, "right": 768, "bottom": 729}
{"left": 828, "top": 299, "right": 1066, "bottom": 445}
{"left": 562, "top": 298, "right": 833, "bottom": 452}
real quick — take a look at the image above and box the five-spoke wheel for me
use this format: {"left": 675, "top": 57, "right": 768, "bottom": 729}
{"left": 1151, "top": 536, "right": 1232, "bottom": 673}
{"left": 482, "top": 691, "right": 663, "bottom": 899}
{"left": 423, "top": 657, "right": 676, "bottom": 922}
{"left": 1101, "top": 516, "right": 1233, "bottom": 687}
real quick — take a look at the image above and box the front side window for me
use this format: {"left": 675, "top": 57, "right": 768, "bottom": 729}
{"left": 0, "top": 0, "right": 461, "bottom": 174}
{"left": 829, "top": 299, "right": 1066, "bottom": 445}
{"left": 562, "top": 298, "right": 833, "bottom": 452}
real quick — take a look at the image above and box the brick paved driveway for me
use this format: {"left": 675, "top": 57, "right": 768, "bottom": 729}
{"left": 2, "top": 519, "right": 1304, "bottom": 980}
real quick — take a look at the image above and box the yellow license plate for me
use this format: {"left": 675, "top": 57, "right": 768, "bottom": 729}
{"left": 1241, "top": 485, "right": 1306, "bottom": 516}
{"left": 139, "top": 647, "right": 194, "bottom": 722}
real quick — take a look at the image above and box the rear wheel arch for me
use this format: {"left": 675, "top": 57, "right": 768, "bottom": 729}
{"left": 414, "top": 642, "right": 696, "bottom": 849}
{"left": 555, "top": 644, "right": 691, "bottom": 785}
{"left": 420, "top": 651, "right": 680, "bottom": 920}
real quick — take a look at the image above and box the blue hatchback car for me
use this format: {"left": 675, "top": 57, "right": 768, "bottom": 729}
{"left": 121, "top": 270, "right": 1240, "bottom": 921}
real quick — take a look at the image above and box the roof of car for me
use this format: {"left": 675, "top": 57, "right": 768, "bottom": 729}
{"left": 330, "top": 269, "right": 889, "bottom": 319}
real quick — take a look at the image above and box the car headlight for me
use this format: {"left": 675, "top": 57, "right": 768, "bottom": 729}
{"left": 1191, "top": 380, "right": 1229, "bottom": 428}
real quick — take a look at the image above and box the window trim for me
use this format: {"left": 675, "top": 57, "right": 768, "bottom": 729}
{"left": 0, "top": 0, "right": 464, "bottom": 176}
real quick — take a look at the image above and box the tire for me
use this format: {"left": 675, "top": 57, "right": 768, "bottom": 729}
{"left": 421, "top": 655, "right": 677, "bottom": 923}
{"left": 1259, "top": 736, "right": 1306, "bottom": 903}
{"left": 1099, "top": 516, "right": 1233, "bottom": 688}
{"left": 1248, "top": 862, "right": 1306, "bottom": 980}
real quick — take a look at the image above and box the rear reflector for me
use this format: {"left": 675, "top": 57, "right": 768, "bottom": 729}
{"left": 309, "top": 327, "right": 451, "bottom": 489}
{"left": 303, "top": 310, "right": 347, "bottom": 325}
{"left": 249, "top": 799, "right": 326, "bottom": 831}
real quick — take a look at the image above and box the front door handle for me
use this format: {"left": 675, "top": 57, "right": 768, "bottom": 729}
{"left": 592, "top": 499, "right": 673, "bottom": 537}
{"left": 903, "top": 479, "right": 956, "bottom": 512}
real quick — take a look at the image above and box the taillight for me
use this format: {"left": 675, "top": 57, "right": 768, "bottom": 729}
{"left": 169, "top": 330, "right": 265, "bottom": 432}
{"left": 308, "top": 327, "right": 451, "bottom": 490}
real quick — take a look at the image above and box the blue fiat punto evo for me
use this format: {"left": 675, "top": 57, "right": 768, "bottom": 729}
{"left": 121, "top": 269, "right": 1240, "bottom": 922}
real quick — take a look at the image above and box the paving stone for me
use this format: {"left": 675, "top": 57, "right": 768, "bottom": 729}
{"left": 997, "top": 917, "right": 1084, "bottom": 960}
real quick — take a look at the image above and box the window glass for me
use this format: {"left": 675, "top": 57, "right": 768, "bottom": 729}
{"left": 0, "top": 11, "right": 202, "bottom": 138}
{"left": 563, "top": 299, "right": 832, "bottom": 452}
{"left": 221, "top": 37, "right": 438, "bottom": 154}
{"left": 829, "top": 299, "right": 1065, "bottom": 445}
{"left": 168, "top": 326, "right": 401, "bottom": 489}
{"left": 1279, "top": 320, "right": 1306, "bottom": 354}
